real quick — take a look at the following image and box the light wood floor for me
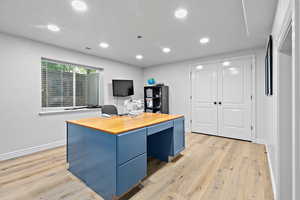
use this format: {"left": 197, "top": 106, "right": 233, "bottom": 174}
{"left": 0, "top": 133, "right": 274, "bottom": 200}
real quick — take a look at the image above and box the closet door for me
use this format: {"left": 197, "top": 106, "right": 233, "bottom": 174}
{"left": 191, "top": 64, "right": 218, "bottom": 135}
{"left": 217, "top": 59, "right": 252, "bottom": 140}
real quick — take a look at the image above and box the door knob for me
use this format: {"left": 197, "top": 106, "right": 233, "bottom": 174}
{"left": 219, "top": 102, "right": 222, "bottom": 105}
{"left": 214, "top": 102, "right": 217, "bottom": 105}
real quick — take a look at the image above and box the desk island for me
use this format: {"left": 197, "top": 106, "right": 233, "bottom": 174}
{"left": 66, "top": 113, "right": 185, "bottom": 200}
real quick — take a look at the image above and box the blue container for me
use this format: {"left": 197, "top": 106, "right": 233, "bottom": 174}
{"left": 147, "top": 78, "right": 155, "bottom": 85}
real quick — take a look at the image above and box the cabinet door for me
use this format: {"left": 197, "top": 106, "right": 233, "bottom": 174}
{"left": 67, "top": 124, "right": 117, "bottom": 200}
{"left": 67, "top": 123, "right": 87, "bottom": 180}
{"left": 173, "top": 118, "right": 185, "bottom": 156}
{"left": 85, "top": 129, "right": 117, "bottom": 199}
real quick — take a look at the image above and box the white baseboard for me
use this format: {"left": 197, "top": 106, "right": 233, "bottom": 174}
{"left": 266, "top": 144, "right": 277, "bottom": 200}
{"left": 0, "top": 140, "right": 66, "bottom": 161}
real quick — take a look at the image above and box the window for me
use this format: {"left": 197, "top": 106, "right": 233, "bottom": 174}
{"left": 41, "top": 58, "right": 102, "bottom": 109}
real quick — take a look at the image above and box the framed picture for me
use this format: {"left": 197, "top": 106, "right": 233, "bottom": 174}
{"left": 265, "top": 35, "right": 273, "bottom": 96}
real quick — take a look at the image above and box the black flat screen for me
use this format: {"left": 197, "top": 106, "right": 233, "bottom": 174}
{"left": 112, "top": 80, "right": 134, "bottom": 97}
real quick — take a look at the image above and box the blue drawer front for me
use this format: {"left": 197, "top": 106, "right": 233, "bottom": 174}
{"left": 147, "top": 120, "right": 173, "bottom": 136}
{"left": 117, "top": 153, "right": 147, "bottom": 196}
{"left": 173, "top": 117, "right": 185, "bottom": 156}
{"left": 117, "top": 128, "right": 146, "bottom": 165}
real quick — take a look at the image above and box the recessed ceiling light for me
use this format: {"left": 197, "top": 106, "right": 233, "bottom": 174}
{"left": 47, "top": 24, "right": 60, "bottom": 32}
{"left": 99, "top": 42, "right": 109, "bottom": 48}
{"left": 71, "top": 0, "right": 88, "bottom": 12}
{"left": 231, "top": 69, "right": 239, "bottom": 75}
{"left": 136, "top": 54, "right": 143, "bottom": 60}
{"left": 196, "top": 65, "right": 203, "bottom": 70}
{"left": 162, "top": 47, "right": 171, "bottom": 53}
{"left": 174, "top": 8, "right": 188, "bottom": 19}
{"left": 222, "top": 61, "right": 231, "bottom": 66}
{"left": 200, "top": 37, "right": 210, "bottom": 44}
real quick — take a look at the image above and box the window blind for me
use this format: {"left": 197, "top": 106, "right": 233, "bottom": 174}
{"left": 76, "top": 73, "right": 88, "bottom": 106}
{"left": 41, "top": 58, "right": 100, "bottom": 108}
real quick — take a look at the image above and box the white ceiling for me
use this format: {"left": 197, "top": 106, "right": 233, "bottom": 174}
{"left": 0, "top": 0, "right": 278, "bottom": 67}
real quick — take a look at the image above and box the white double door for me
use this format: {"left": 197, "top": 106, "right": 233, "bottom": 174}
{"left": 191, "top": 59, "right": 253, "bottom": 141}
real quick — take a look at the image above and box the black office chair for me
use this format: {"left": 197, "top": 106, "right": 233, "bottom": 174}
{"left": 101, "top": 105, "right": 118, "bottom": 115}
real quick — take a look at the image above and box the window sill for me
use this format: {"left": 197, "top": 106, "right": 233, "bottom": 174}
{"left": 39, "top": 108, "right": 101, "bottom": 116}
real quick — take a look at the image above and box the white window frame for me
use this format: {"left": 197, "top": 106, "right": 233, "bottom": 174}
{"left": 40, "top": 57, "right": 104, "bottom": 112}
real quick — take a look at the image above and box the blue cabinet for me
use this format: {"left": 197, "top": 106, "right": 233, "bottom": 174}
{"left": 67, "top": 124, "right": 117, "bottom": 200}
{"left": 67, "top": 116, "right": 185, "bottom": 200}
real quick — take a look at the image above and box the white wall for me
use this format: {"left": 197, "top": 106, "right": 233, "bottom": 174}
{"left": 143, "top": 59, "right": 191, "bottom": 132}
{"left": 143, "top": 48, "right": 268, "bottom": 140}
{"left": 278, "top": 52, "right": 292, "bottom": 200}
{"left": 272, "top": 1, "right": 300, "bottom": 200}
{"left": 0, "top": 33, "right": 144, "bottom": 158}
{"left": 294, "top": 1, "right": 300, "bottom": 200}
{"left": 265, "top": 0, "right": 294, "bottom": 198}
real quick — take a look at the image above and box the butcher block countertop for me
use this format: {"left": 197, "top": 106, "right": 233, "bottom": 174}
{"left": 67, "top": 112, "right": 184, "bottom": 134}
